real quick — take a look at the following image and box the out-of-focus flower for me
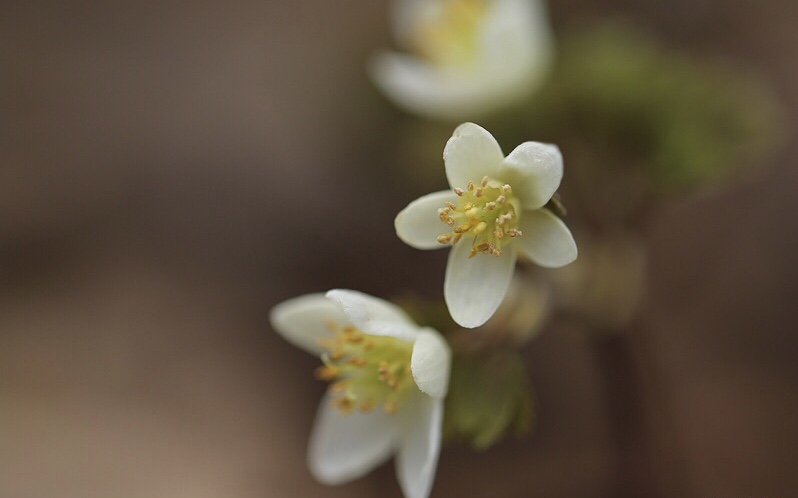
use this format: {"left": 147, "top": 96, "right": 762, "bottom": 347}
{"left": 370, "top": 0, "right": 554, "bottom": 121}
{"left": 395, "top": 122, "right": 576, "bottom": 328}
{"left": 270, "top": 290, "right": 451, "bottom": 498}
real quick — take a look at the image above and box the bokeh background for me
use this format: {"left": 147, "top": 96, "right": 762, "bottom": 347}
{"left": 2, "top": 1, "right": 797, "bottom": 497}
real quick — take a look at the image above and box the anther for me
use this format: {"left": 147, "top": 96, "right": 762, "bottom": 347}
{"left": 481, "top": 176, "right": 489, "bottom": 187}
{"left": 494, "top": 227, "right": 504, "bottom": 239}
{"left": 485, "top": 201, "right": 496, "bottom": 210}
{"left": 334, "top": 397, "right": 355, "bottom": 414}
{"left": 507, "top": 228, "right": 522, "bottom": 238}
{"left": 315, "top": 366, "right": 338, "bottom": 380}
{"left": 502, "top": 184, "right": 512, "bottom": 193}
{"left": 467, "top": 181, "right": 475, "bottom": 191}
{"left": 496, "top": 195, "right": 506, "bottom": 205}
{"left": 454, "top": 188, "right": 464, "bottom": 196}
{"left": 475, "top": 187, "right": 484, "bottom": 197}
{"left": 437, "top": 234, "right": 452, "bottom": 244}
{"left": 445, "top": 202, "right": 457, "bottom": 210}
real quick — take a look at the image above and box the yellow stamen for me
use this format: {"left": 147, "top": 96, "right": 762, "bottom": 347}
{"left": 437, "top": 177, "right": 522, "bottom": 257}
{"left": 318, "top": 321, "right": 415, "bottom": 416}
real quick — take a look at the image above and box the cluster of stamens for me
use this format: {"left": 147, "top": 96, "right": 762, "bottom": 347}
{"left": 316, "top": 321, "right": 415, "bottom": 415}
{"left": 409, "top": 0, "right": 487, "bottom": 67}
{"left": 437, "top": 176, "right": 522, "bottom": 257}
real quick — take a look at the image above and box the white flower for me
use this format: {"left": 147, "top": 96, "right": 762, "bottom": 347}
{"left": 370, "top": 0, "right": 554, "bottom": 121}
{"left": 395, "top": 122, "right": 577, "bottom": 328}
{"left": 269, "top": 290, "right": 451, "bottom": 498}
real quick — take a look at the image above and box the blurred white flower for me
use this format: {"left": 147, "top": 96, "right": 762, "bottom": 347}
{"left": 395, "top": 122, "right": 576, "bottom": 328}
{"left": 370, "top": 0, "right": 554, "bottom": 121}
{"left": 269, "top": 290, "right": 451, "bottom": 498}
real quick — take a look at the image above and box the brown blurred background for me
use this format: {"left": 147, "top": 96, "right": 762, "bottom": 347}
{"left": 1, "top": 1, "right": 797, "bottom": 497}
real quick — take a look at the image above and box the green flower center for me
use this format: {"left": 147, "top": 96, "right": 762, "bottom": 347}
{"left": 408, "top": 0, "right": 488, "bottom": 67}
{"left": 316, "top": 322, "right": 415, "bottom": 415}
{"left": 437, "top": 177, "right": 522, "bottom": 257}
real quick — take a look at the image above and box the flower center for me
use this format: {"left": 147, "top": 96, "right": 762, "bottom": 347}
{"left": 408, "top": 0, "right": 488, "bottom": 67}
{"left": 437, "top": 176, "right": 522, "bottom": 257}
{"left": 316, "top": 322, "right": 415, "bottom": 415}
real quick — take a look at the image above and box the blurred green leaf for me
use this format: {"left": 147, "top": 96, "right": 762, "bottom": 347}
{"left": 488, "top": 22, "right": 783, "bottom": 226}
{"left": 443, "top": 348, "right": 534, "bottom": 450}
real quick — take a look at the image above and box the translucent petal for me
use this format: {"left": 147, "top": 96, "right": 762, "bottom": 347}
{"left": 480, "top": 0, "right": 554, "bottom": 76}
{"left": 410, "top": 328, "right": 451, "bottom": 399}
{"left": 501, "top": 142, "right": 563, "bottom": 209}
{"left": 269, "top": 294, "right": 346, "bottom": 356}
{"left": 444, "top": 242, "right": 517, "bottom": 328}
{"left": 308, "top": 394, "right": 398, "bottom": 485}
{"left": 369, "top": 52, "right": 514, "bottom": 122}
{"left": 517, "top": 209, "right": 577, "bottom": 268}
{"left": 395, "top": 190, "right": 459, "bottom": 250}
{"left": 443, "top": 122, "right": 505, "bottom": 189}
{"left": 325, "top": 289, "right": 419, "bottom": 342}
{"left": 396, "top": 396, "right": 443, "bottom": 498}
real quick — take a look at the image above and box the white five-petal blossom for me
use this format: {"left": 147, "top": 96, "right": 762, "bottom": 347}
{"left": 395, "top": 122, "right": 577, "bottom": 328}
{"left": 370, "top": 0, "right": 554, "bottom": 121}
{"left": 269, "top": 290, "right": 451, "bottom": 498}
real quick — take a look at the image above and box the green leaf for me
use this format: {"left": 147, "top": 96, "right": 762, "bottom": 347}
{"left": 443, "top": 348, "right": 534, "bottom": 450}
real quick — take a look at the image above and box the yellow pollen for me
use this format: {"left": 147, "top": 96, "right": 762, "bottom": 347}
{"left": 439, "top": 178, "right": 522, "bottom": 257}
{"left": 408, "top": 0, "right": 488, "bottom": 67}
{"left": 317, "top": 321, "right": 415, "bottom": 415}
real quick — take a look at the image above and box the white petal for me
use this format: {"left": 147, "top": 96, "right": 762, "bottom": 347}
{"left": 444, "top": 241, "right": 517, "bottom": 328}
{"left": 480, "top": 0, "right": 554, "bottom": 76}
{"left": 269, "top": 294, "right": 346, "bottom": 356}
{"left": 501, "top": 142, "right": 563, "bottom": 209}
{"left": 396, "top": 396, "right": 443, "bottom": 498}
{"left": 370, "top": 53, "right": 494, "bottom": 121}
{"left": 517, "top": 209, "right": 577, "bottom": 268}
{"left": 326, "top": 289, "right": 419, "bottom": 342}
{"left": 308, "top": 394, "right": 399, "bottom": 485}
{"left": 443, "top": 123, "right": 505, "bottom": 189}
{"left": 410, "top": 328, "right": 451, "bottom": 399}
{"left": 395, "top": 190, "right": 459, "bottom": 250}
